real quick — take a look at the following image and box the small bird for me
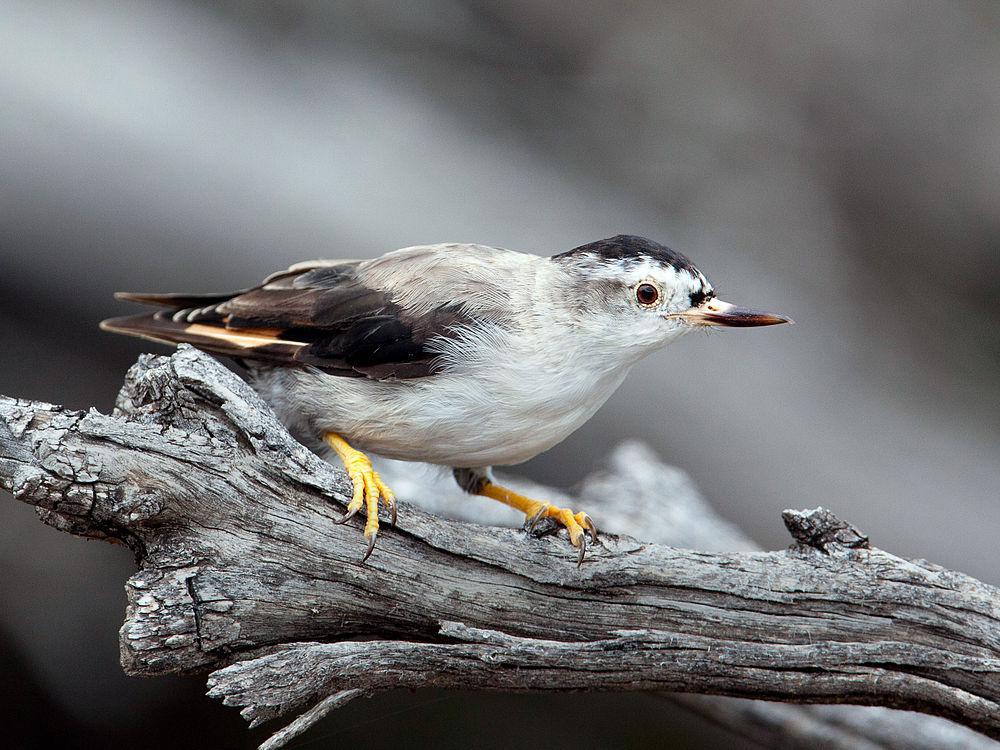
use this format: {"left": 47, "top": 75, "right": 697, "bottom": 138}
{"left": 102, "top": 235, "right": 790, "bottom": 564}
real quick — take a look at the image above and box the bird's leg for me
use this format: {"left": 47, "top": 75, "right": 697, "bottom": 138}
{"left": 454, "top": 469, "right": 598, "bottom": 566}
{"left": 324, "top": 433, "right": 396, "bottom": 562}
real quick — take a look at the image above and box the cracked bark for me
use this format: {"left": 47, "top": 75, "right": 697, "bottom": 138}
{"left": 1, "top": 345, "right": 997, "bottom": 749}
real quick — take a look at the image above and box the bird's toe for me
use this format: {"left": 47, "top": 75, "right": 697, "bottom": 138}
{"left": 523, "top": 503, "right": 599, "bottom": 564}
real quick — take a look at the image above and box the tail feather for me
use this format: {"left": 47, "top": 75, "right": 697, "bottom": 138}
{"left": 99, "top": 312, "right": 303, "bottom": 362}
{"left": 100, "top": 312, "right": 209, "bottom": 348}
{"left": 114, "top": 290, "right": 239, "bottom": 308}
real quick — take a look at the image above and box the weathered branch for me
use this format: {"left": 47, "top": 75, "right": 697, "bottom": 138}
{"left": 409, "top": 443, "right": 995, "bottom": 750}
{"left": 570, "top": 444, "right": 996, "bottom": 750}
{"left": 2, "top": 346, "right": 998, "bottom": 749}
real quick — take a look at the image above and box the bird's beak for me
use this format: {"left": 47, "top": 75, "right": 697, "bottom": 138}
{"left": 673, "top": 298, "right": 793, "bottom": 327}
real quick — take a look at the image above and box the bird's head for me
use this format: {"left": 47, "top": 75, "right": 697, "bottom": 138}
{"left": 550, "top": 234, "right": 790, "bottom": 358}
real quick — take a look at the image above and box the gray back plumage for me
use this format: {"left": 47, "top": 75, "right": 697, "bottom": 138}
{"left": 102, "top": 243, "right": 525, "bottom": 380}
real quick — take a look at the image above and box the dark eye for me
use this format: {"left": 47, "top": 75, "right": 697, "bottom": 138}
{"left": 635, "top": 283, "right": 660, "bottom": 306}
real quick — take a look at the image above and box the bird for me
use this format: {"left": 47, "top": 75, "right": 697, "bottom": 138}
{"left": 101, "top": 234, "right": 790, "bottom": 564}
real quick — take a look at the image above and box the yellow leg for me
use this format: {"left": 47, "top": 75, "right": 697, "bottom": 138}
{"left": 324, "top": 433, "right": 396, "bottom": 562}
{"left": 475, "top": 481, "right": 598, "bottom": 566}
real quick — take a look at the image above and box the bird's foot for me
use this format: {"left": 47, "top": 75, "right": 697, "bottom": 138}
{"left": 471, "top": 479, "right": 598, "bottom": 566}
{"left": 524, "top": 502, "right": 599, "bottom": 567}
{"left": 324, "top": 433, "right": 396, "bottom": 562}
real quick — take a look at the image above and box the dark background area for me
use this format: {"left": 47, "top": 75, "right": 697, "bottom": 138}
{"left": 1, "top": 1, "right": 998, "bottom": 748}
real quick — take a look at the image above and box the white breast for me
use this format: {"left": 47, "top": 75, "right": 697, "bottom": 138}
{"left": 252, "top": 328, "right": 632, "bottom": 468}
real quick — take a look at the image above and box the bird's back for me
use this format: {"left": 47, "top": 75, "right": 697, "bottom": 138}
{"left": 101, "top": 243, "right": 532, "bottom": 380}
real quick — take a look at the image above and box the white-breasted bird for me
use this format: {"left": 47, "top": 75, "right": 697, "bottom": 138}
{"left": 101, "top": 234, "right": 790, "bottom": 564}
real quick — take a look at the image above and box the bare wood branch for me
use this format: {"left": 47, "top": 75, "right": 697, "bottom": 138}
{"left": 566, "top": 443, "right": 998, "bottom": 750}
{"left": 370, "top": 443, "right": 998, "bottom": 750}
{"left": 392, "top": 441, "right": 994, "bottom": 750}
{"left": 2, "top": 346, "right": 998, "bottom": 748}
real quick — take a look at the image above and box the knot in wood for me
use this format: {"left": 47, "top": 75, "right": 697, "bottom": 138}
{"left": 781, "top": 506, "right": 870, "bottom": 554}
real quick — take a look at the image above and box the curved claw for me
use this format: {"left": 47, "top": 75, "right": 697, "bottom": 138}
{"left": 360, "top": 531, "right": 377, "bottom": 563}
{"left": 388, "top": 497, "right": 398, "bottom": 526}
{"left": 526, "top": 503, "right": 550, "bottom": 532}
{"left": 576, "top": 532, "right": 588, "bottom": 568}
{"left": 335, "top": 506, "right": 360, "bottom": 525}
{"left": 582, "top": 514, "right": 598, "bottom": 542}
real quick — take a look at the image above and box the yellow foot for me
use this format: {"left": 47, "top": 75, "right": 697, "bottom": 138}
{"left": 324, "top": 433, "right": 396, "bottom": 562}
{"left": 524, "top": 503, "right": 599, "bottom": 566}
{"left": 475, "top": 481, "right": 598, "bottom": 566}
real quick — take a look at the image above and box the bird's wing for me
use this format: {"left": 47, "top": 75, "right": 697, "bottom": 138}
{"left": 101, "top": 245, "right": 517, "bottom": 380}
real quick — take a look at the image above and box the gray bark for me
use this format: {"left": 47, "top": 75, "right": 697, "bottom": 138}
{"left": 1, "top": 345, "right": 997, "bottom": 749}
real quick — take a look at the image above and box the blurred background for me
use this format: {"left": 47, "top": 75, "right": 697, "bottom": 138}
{"left": 1, "top": 1, "right": 998, "bottom": 748}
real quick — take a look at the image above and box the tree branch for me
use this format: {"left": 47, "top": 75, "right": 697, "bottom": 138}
{"left": 2, "top": 346, "right": 998, "bottom": 748}
{"left": 406, "top": 443, "right": 997, "bottom": 750}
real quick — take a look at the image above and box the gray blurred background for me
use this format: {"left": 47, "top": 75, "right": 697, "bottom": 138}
{"left": 1, "top": 1, "right": 998, "bottom": 748}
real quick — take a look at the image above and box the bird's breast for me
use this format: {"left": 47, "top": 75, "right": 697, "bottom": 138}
{"left": 398, "top": 349, "right": 631, "bottom": 466}
{"left": 253, "top": 337, "right": 633, "bottom": 468}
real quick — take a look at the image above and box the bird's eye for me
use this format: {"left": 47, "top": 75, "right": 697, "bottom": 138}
{"left": 635, "top": 283, "right": 660, "bottom": 306}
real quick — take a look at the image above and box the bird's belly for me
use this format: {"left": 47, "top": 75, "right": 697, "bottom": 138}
{"left": 254, "top": 365, "right": 628, "bottom": 468}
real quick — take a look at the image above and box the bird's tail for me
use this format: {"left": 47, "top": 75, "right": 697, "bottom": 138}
{"left": 111, "top": 290, "right": 237, "bottom": 308}
{"left": 100, "top": 289, "right": 291, "bottom": 360}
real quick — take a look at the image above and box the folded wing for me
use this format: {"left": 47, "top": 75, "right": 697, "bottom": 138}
{"left": 101, "top": 245, "right": 514, "bottom": 380}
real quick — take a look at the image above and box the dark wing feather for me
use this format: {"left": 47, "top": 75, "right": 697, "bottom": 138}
{"left": 114, "top": 290, "right": 249, "bottom": 308}
{"left": 101, "top": 259, "right": 474, "bottom": 380}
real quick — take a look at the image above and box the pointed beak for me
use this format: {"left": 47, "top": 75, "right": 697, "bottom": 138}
{"left": 674, "top": 298, "right": 793, "bottom": 328}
